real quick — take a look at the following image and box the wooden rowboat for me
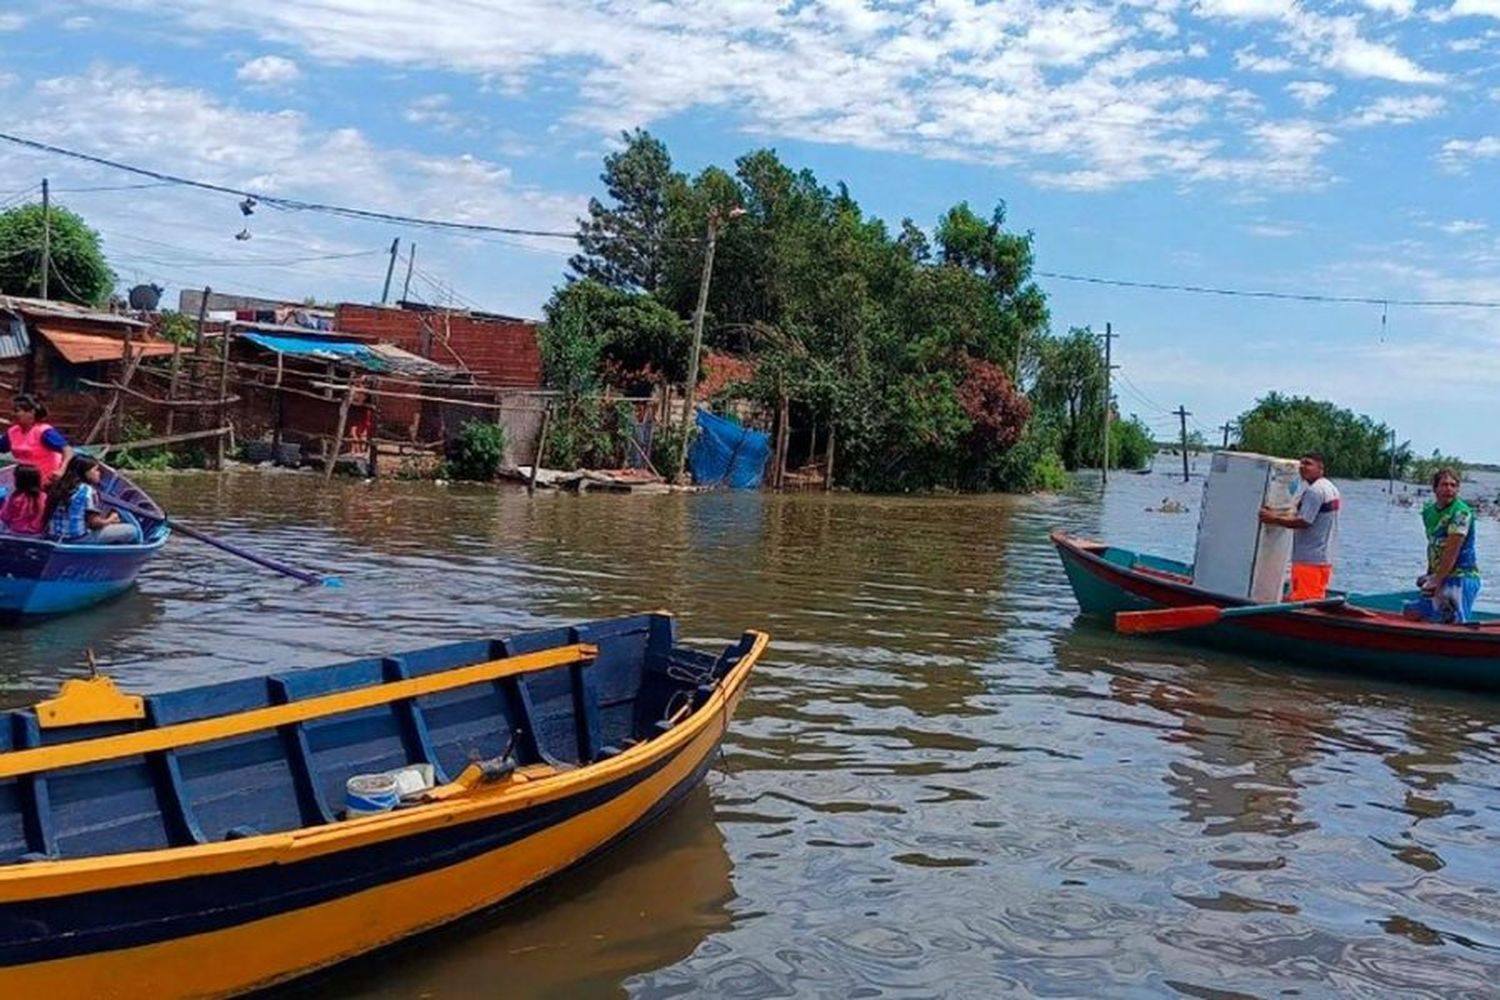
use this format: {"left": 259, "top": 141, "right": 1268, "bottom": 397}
{"left": 0, "top": 613, "right": 767, "bottom": 998}
{"left": 0, "top": 464, "right": 167, "bottom": 620}
{"left": 1052, "top": 530, "right": 1500, "bottom": 691}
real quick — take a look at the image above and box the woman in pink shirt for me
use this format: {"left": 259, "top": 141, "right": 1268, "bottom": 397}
{"left": 0, "top": 464, "right": 47, "bottom": 535}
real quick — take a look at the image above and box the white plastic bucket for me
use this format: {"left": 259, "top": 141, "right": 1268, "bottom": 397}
{"left": 345, "top": 772, "right": 400, "bottom": 816}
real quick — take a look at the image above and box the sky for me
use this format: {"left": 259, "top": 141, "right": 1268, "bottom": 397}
{"left": 0, "top": 1, "right": 1497, "bottom": 457}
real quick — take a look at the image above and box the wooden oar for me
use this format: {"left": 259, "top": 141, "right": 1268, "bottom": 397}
{"left": 104, "top": 495, "right": 343, "bottom": 588}
{"left": 1116, "top": 596, "right": 1347, "bottom": 634}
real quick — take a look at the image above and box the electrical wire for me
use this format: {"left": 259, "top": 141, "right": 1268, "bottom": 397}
{"left": 0, "top": 131, "right": 702, "bottom": 244}
{"left": 1035, "top": 270, "right": 1500, "bottom": 310}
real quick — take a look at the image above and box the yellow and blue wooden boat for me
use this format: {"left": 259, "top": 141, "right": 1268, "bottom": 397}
{"left": 0, "top": 613, "right": 767, "bottom": 998}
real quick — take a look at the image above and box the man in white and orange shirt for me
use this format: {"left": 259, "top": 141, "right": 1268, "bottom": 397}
{"left": 1259, "top": 451, "right": 1341, "bottom": 600}
{"left": 0, "top": 394, "right": 73, "bottom": 483}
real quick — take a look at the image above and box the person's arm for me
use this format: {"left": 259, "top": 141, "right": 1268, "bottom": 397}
{"left": 1259, "top": 507, "right": 1310, "bottom": 528}
{"left": 41, "top": 427, "right": 72, "bottom": 469}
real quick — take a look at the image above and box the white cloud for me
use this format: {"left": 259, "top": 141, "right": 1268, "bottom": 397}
{"left": 74, "top": 0, "right": 1447, "bottom": 193}
{"left": 1448, "top": 37, "right": 1484, "bottom": 50}
{"left": 1234, "top": 47, "right": 1295, "bottom": 72}
{"left": 1450, "top": 0, "right": 1500, "bottom": 15}
{"left": 62, "top": 16, "right": 94, "bottom": 30}
{"left": 1438, "top": 135, "right": 1500, "bottom": 169}
{"left": 1286, "top": 80, "right": 1335, "bottom": 106}
{"left": 1356, "top": 0, "right": 1416, "bottom": 15}
{"left": 236, "top": 55, "right": 300, "bottom": 88}
{"left": 0, "top": 66, "right": 583, "bottom": 311}
{"left": 1244, "top": 221, "right": 1301, "bottom": 236}
{"left": 402, "top": 94, "right": 469, "bottom": 132}
{"left": 1343, "top": 94, "right": 1445, "bottom": 126}
{"left": 1439, "top": 219, "right": 1489, "bottom": 234}
{"left": 0, "top": 13, "right": 25, "bottom": 30}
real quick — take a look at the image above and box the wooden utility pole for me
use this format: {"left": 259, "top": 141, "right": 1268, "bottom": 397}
{"left": 39, "top": 179, "right": 50, "bottom": 300}
{"left": 380, "top": 237, "right": 400, "bottom": 305}
{"left": 1100, "top": 322, "right": 1117, "bottom": 484}
{"left": 1175, "top": 405, "right": 1191, "bottom": 482}
{"left": 401, "top": 243, "right": 417, "bottom": 304}
{"left": 215, "top": 326, "right": 233, "bottom": 470}
{"left": 167, "top": 286, "right": 210, "bottom": 436}
{"left": 1388, "top": 428, "right": 1397, "bottom": 494}
{"left": 674, "top": 213, "right": 722, "bottom": 484}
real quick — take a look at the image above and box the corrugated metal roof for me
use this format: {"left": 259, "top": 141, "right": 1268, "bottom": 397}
{"left": 0, "top": 296, "right": 147, "bottom": 328}
{"left": 36, "top": 327, "right": 180, "bottom": 364}
{"left": 0, "top": 316, "right": 30, "bottom": 360}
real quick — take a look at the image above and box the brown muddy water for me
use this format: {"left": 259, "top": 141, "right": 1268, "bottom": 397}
{"left": 4, "top": 460, "right": 1500, "bottom": 998}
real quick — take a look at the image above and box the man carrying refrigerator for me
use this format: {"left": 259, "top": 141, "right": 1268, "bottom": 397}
{"left": 1258, "top": 452, "right": 1341, "bottom": 600}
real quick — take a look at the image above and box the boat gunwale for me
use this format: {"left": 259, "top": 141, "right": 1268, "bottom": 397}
{"left": 0, "top": 628, "right": 769, "bottom": 901}
{"left": 1051, "top": 530, "right": 1500, "bottom": 644}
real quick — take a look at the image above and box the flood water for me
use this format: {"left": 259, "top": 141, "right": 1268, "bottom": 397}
{"left": 5, "top": 458, "right": 1500, "bottom": 998}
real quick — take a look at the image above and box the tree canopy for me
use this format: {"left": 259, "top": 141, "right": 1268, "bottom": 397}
{"left": 1233, "top": 392, "right": 1410, "bottom": 479}
{"left": 0, "top": 202, "right": 115, "bottom": 306}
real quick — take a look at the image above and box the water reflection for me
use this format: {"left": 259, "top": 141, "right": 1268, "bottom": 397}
{"left": 0, "top": 462, "right": 1497, "bottom": 996}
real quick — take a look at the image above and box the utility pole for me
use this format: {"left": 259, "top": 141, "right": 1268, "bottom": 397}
{"left": 1388, "top": 428, "right": 1397, "bottom": 494}
{"left": 401, "top": 243, "right": 417, "bottom": 304}
{"left": 1100, "top": 322, "right": 1118, "bottom": 485}
{"left": 380, "top": 237, "right": 400, "bottom": 305}
{"left": 1175, "top": 405, "right": 1192, "bottom": 483}
{"left": 675, "top": 207, "right": 743, "bottom": 483}
{"left": 1219, "top": 422, "right": 1233, "bottom": 449}
{"left": 39, "top": 178, "right": 50, "bottom": 300}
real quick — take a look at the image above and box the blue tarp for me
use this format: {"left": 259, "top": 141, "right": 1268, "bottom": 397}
{"left": 688, "top": 409, "right": 770, "bottom": 489}
{"left": 240, "top": 332, "right": 374, "bottom": 360}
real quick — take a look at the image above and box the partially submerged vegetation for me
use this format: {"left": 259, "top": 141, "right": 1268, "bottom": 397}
{"left": 545, "top": 129, "right": 1154, "bottom": 492}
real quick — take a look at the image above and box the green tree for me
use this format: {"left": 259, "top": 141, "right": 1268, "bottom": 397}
{"left": 0, "top": 202, "right": 115, "bottom": 306}
{"left": 1111, "top": 414, "right": 1156, "bottom": 470}
{"left": 570, "top": 129, "right": 683, "bottom": 292}
{"left": 1234, "top": 392, "right": 1410, "bottom": 478}
{"left": 541, "top": 279, "right": 690, "bottom": 392}
{"left": 1032, "top": 327, "right": 1105, "bottom": 470}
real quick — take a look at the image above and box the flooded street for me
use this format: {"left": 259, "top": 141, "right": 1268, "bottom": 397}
{"left": 5, "top": 462, "right": 1500, "bottom": 998}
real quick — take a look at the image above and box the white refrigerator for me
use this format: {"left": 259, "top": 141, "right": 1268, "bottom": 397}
{"left": 1192, "top": 451, "right": 1303, "bottom": 603}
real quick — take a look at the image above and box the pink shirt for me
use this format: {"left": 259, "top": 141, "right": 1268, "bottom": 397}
{"left": 0, "top": 492, "right": 46, "bottom": 535}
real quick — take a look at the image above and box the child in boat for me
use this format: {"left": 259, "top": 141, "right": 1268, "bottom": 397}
{"left": 43, "top": 456, "right": 139, "bottom": 545}
{"left": 0, "top": 464, "right": 46, "bottom": 534}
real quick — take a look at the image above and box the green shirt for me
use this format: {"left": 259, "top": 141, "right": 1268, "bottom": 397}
{"left": 1422, "top": 498, "right": 1480, "bottom": 579}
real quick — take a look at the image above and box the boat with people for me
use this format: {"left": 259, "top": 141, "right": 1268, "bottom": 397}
{"left": 1052, "top": 530, "right": 1500, "bottom": 692}
{"left": 0, "top": 612, "right": 767, "bottom": 998}
{"left": 0, "top": 461, "right": 167, "bottom": 620}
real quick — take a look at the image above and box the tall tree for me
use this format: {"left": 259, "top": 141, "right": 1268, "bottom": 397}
{"left": 570, "top": 129, "right": 682, "bottom": 293}
{"left": 1033, "top": 327, "right": 1105, "bottom": 469}
{"left": 0, "top": 202, "right": 114, "bottom": 306}
{"left": 933, "top": 201, "right": 1048, "bottom": 374}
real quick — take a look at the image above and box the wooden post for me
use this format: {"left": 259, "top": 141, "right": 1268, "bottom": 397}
{"left": 1175, "top": 405, "right": 1191, "bottom": 483}
{"left": 528, "top": 404, "right": 551, "bottom": 495}
{"left": 215, "top": 325, "right": 233, "bottom": 470}
{"left": 1101, "top": 322, "right": 1116, "bottom": 484}
{"left": 824, "top": 422, "right": 835, "bottom": 492}
{"left": 84, "top": 336, "right": 148, "bottom": 444}
{"left": 114, "top": 323, "right": 135, "bottom": 443}
{"left": 39, "top": 178, "right": 49, "bottom": 300}
{"left": 325, "top": 380, "right": 355, "bottom": 481}
{"left": 168, "top": 287, "right": 210, "bottom": 436}
{"left": 775, "top": 392, "right": 790, "bottom": 491}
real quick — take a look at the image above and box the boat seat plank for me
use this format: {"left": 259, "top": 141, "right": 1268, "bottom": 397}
{"left": 173, "top": 731, "right": 309, "bottom": 841}
{"left": 383, "top": 657, "right": 447, "bottom": 784}
{"left": 267, "top": 680, "right": 338, "bottom": 827}
{"left": 0, "top": 644, "right": 597, "bottom": 782}
{"left": 575, "top": 620, "right": 650, "bottom": 752}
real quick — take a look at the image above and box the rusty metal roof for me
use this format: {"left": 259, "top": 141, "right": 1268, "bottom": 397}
{"left": 0, "top": 296, "right": 148, "bottom": 328}
{"left": 36, "top": 327, "right": 180, "bottom": 364}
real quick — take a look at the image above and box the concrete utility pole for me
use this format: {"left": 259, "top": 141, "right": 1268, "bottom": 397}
{"left": 1100, "top": 322, "right": 1118, "bottom": 485}
{"left": 39, "top": 178, "right": 50, "bottom": 300}
{"left": 675, "top": 206, "right": 744, "bottom": 484}
{"left": 1219, "top": 422, "right": 1234, "bottom": 449}
{"left": 380, "top": 237, "right": 400, "bottom": 305}
{"left": 401, "top": 243, "right": 417, "bottom": 304}
{"left": 1175, "top": 405, "right": 1192, "bottom": 482}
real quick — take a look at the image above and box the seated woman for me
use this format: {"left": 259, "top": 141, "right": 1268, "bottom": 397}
{"left": 1403, "top": 467, "right": 1480, "bottom": 623}
{"left": 0, "top": 464, "right": 47, "bottom": 535}
{"left": 44, "top": 456, "right": 139, "bottom": 545}
{"left": 0, "top": 394, "right": 72, "bottom": 483}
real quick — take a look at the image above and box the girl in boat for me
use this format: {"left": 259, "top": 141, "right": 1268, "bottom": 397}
{"left": 43, "top": 455, "right": 138, "bottom": 545}
{"left": 0, "top": 464, "right": 47, "bottom": 535}
{"left": 0, "top": 394, "right": 73, "bottom": 483}
{"left": 1403, "top": 467, "right": 1481, "bottom": 624}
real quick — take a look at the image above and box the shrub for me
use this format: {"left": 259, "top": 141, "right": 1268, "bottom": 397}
{"left": 448, "top": 421, "right": 507, "bottom": 481}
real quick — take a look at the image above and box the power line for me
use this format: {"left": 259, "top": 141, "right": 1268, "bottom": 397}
{"left": 0, "top": 131, "right": 700, "bottom": 244}
{"left": 1036, "top": 269, "right": 1500, "bottom": 310}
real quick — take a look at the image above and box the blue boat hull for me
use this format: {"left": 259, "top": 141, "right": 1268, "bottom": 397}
{"left": 0, "top": 535, "right": 165, "bottom": 619}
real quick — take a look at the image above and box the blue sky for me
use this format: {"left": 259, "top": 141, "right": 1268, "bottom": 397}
{"left": 0, "top": 1, "right": 1497, "bottom": 458}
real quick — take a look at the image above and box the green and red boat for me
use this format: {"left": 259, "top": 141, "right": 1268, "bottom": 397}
{"left": 1052, "top": 531, "right": 1500, "bottom": 692}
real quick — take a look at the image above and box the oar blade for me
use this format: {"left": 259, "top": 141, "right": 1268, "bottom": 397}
{"left": 1116, "top": 605, "right": 1224, "bottom": 634}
